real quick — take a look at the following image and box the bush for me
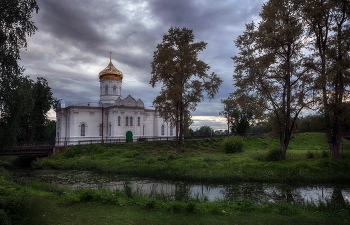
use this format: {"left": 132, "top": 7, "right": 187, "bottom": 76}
{"left": 221, "top": 136, "right": 244, "bottom": 153}
{"left": 321, "top": 150, "right": 330, "bottom": 158}
{"left": 266, "top": 148, "right": 282, "bottom": 161}
{"left": 306, "top": 150, "right": 314, "bottom": 159}
{"left": 0, "top": 177, "right": 29, "bottom": 224}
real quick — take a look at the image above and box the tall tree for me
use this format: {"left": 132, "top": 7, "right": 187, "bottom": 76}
{"left": 232, "top": 0, "right": 314, "bottom": 159}
{"left": 302, "top": 0, "right": 350, "bottom": 160}
{"left": 150, "top": 27, "right": 222, "bottom": 152}
{"left": 18, "top": 77, "right": 57, "bottom": 142}
{"left": 0, "top": 0, "right": 39, "bottom": 151}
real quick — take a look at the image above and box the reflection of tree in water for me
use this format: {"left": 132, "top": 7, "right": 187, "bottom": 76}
{"left": 222, "top": 183, "right": 266, "bottom": 203}
{"left": 173, "top": 182, "right": 191, "bottom": 201}
{"left": 222, "top": 183, "right": 305, "bottom": 204}
{"left": 331, "top": 186, "right": 345, "bottom": 204}
{"left": 267, "top": 185, "right": 304, "bottom": 203}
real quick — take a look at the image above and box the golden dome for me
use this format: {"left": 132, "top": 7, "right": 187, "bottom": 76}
{"left": 99, "top": 54, "right": 123, "bottom": 80}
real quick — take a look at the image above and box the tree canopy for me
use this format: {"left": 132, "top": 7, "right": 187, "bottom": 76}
{"left": 220, "top": 93, "right": 266, "bottom": 135}
{"left": 233, "top": 0, "right": 350, "bottom": 160}
{"left": 150, "top": 27, "right": 222, "bottom": 152}
{"left": 232, "top": 0, "right": 315, "bottom": 159}
{"left": 301, "top": 0, "right": 350, "bottom": 160}
{"left": 0, "top": 0, "right": 42, "bottom": 151}
{"left": 17, "top": 77, "right": 57, "bottom": 142}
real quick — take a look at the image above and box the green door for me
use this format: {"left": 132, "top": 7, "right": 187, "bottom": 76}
{"left": 126, "top": 131, "right": 133, "bottom": 143}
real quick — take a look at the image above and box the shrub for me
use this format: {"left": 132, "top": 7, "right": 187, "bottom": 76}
{"left": 306, "top": 150, "right": 314, "bottom": 159}
{"left": 221, "top": 136, "right": 244, "bottom": 153}
{"left": 0, "top": 177, "right": 29, "bottom": 224}
{"left": 266, "top": 148, "right": 282, "bottom": 161}
{"left": 123, "top": 150, "right": 139, "bottom": 158}
{"left": 321, "top": 150, "right": 330, "bottom": 158}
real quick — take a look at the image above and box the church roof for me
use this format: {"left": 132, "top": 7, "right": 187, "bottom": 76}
{"left": 99, "top": 52, "right": 123, "bottom": 80}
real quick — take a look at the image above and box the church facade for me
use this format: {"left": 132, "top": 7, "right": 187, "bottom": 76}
{"left": 55, "top": 56, "right": 175, "bottom": 146}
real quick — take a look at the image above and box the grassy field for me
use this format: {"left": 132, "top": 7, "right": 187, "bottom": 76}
{"left": 31, "top": 133, "right": 350, "bottom": 184}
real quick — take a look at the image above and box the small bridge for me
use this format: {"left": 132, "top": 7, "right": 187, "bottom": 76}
{"left": 1, "top": 142, "right": 55, "bottom": 157}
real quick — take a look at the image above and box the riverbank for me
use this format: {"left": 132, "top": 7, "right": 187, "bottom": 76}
{"left": 1, "top": 176, "right": 349, "bottom": 225}
{"left": 31, "top": 133, "right": 350, "bottom": 184}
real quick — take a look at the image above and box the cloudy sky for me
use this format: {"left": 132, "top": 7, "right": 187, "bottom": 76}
{"left": 20, "top": 0, "right": 267, "bottom": 131}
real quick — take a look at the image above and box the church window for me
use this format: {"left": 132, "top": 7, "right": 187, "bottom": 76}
{"left": 126, "top": 117, "right": 129, "bottom": 126}
{"left": 118, "top": 116, "right": 121, "bottom": 126}
{"left": 99, "top": 124, "right": 103, "bottom": 136}
{"left": 113, "top": 86, "right": 116, "bottom": 95}
{"left": 170, "top": 126, "right": 173, "bottom": 136}
{"left": 138, "top": 117, "right": 140, "bottom": 126}
{"left": 109, "top": 124, "right": 111, "bottom": 136}
{"left": 100, "top": 87, "right": 102, "bottom": 95}
{"left": 81, "top": 124, "right": 85, "bottom": 136}
{"left": 105, "top": 86, "right": 108, "bottom": 95}
{"left": 161, "top": 125, "right": 165, "bottom": 136}
{"left": 130, "top": 117, "right": 133, "bottom": 126}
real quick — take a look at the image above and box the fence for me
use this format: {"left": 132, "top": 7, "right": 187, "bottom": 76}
{"left": 56, "top": 133, "right": 269, "bottom": 147}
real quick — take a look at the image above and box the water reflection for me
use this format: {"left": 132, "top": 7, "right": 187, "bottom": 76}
{"left": 13, "top": 169, "right": 350, "bottom": 204}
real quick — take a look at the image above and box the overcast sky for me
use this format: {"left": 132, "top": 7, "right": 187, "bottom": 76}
{"left": 20, "top": 0, "right": 267, "bottom": 131}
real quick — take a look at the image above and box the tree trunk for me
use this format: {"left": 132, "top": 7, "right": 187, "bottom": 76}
{"left": 177, "top": 110, "right": 183, "bottom": 153}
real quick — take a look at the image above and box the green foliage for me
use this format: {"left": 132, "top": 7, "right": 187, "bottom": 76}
{"left": 266, "top": 148, "right": 283, "bottom": 162}
{"left": 0, "top": 0, "right": 40, "bottom": 151}
{"left": 259, "top": 203, "right": 300, "bottom": 216}
{"left": 221, "top": 136, "right": 244, "bottom": 153}
{"left": 193, "top": 125, "right": 213, "bottom": 136}
{"left": 0, "top": 177, "right": 29, "bottom": 224}
{"left": 305, "top": 150, "right": 314, "bottom": 159}
{"left": 221, "top": 94, "right": 266, "bottom": 135}
{"left": 123, "top": 150, "right": 139, "bottom": 158}
{"left": 17, "top": 77, "right": 57, "bottom": 142}
{"left": 150, "top": 26, "right": 222, "bottom": 152}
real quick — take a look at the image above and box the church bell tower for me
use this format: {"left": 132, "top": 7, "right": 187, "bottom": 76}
{"left": 99, "top": 52, "right": 123, "bottom": 104}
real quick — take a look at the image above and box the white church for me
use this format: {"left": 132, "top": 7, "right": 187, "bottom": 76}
{"left": 55, "top": 55, "right": 175, "bottom": 145}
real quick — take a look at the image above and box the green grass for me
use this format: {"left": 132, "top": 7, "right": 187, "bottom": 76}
{"left": 23, "top": 196, "right": 349, "bottom": 225}
{"left": 31, "top": 133, "right": 350, "bottom": 184}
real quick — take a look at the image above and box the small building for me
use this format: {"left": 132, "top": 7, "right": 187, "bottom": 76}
{"left": 55, "top": 55, "right": 174, "bottom": 145}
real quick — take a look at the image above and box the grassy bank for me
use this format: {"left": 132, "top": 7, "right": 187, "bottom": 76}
{"left": 32, "top": 133, "right": 350, "bottom": 184}
{"left": 1, "top": 175, "right": 349, "bottom": 225}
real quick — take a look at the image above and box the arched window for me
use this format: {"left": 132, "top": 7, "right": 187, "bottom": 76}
{"left": 105, "top": 86, "right": 108, "bottom": 95}
{"left": 138, "top": 117, "right": 140, "bottom": 126}
{"left": 130, "top": 117, "right": 133, "bottom": 126}
{"left": 99, "top": 124, "right": 103, "bottom": 136}
{"left": 113, "top": 86, "right": 116, "bottom": 95}
{"left": 125, "top": 117, "right": 129, "bottom": 126}
{"left": 100, "top": 87, "right": 102, "bottom": 95}
{"left": 109, "top": 124, "right": 111, "bottom": 136}
{"left": 161, "top": 125, "right": 164, "bottom": 136}
{"left": 170, "top": 126, "right": 173, "bottom": 136}
{"left": 118, "top": 116, "right": 121, "bottom": 126}
{"left": 81, "top": 124, "right": 85, "bottom": 136}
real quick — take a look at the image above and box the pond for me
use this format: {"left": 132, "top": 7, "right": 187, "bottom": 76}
{"left": 12, "top": 169, "right": 350, "bottom": 204}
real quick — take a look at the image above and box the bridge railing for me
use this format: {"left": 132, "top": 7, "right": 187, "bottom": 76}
{"left": 16, "top": 141, "right": 55, "bottom": 147}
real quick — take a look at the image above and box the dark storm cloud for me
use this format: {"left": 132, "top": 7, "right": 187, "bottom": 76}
{"left": 36, "top": 0, "right": 105, "bottom": 48}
